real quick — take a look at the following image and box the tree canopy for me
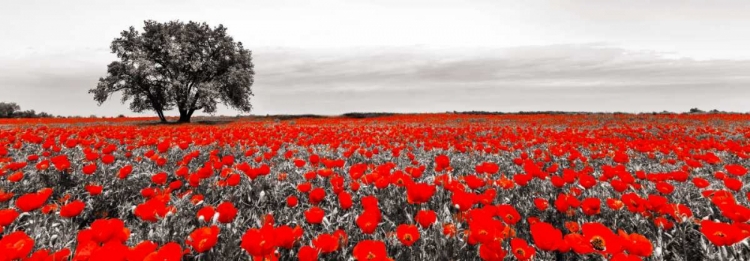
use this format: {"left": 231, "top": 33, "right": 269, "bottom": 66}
{"left": 0, "top": 102, "right": 53, "bottom": 118}
{"left": 90, "top": 20, "right": 255, "bottom": 123}
{"left": 0, "top": 102, "right": 21, "bottom": 118}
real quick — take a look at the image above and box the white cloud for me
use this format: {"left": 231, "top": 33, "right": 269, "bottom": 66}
{"left": 2, "top": 44, "right": 749, "bottom": 116}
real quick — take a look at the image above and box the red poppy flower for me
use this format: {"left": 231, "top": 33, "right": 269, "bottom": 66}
{"left": 655, "top": 181, "right": 674, "bottom": 194}
{"left": 294, "top": 159, "right": 306, "bottom": 168}
{"left": 15, "top": 188, "right": 53, "bottom": 212}
{"left": 216, "top": 201, "right": 238, "bottom": 223}
{"left": 221, "top": 155, "right": 235, "bottom": 166}
{"left": 274, "top": 225, "right": 302, "bottom": 249}
{"left": 0, "top": 231, "right": 35, "bottom": 260}
{"left": 134, "top": 197, "right": 172, "bottom": 222}
{"left": 0, "top": 208, "right": 20, "bottom": 227}
{"left": 607, "top": 198, "right": 624, "bottom": 211}
{"left": 297, "top": 182, "right": 312, "bottom": 193}
{"left": 305, "top": 207, "right": 325, "bottom": 224}
{"left": 353, "top": 240, "right": 389, "bottom": 261}
{"left": 468, "top": 216, "right": 506, "bottom": 245}
{"left": 451, "top": 190, "right": 476, "bottom": 211}
{"left": 0, "top": 190, "right": 14, "bottom": 203}
{"left": 653, "top": 217, "right": 673, "bottom": 230}
{"left": 313, "top": 233, "right": 340, "bottom": 254}
{"left": 357, "top": 210, "right": 380, "bottom": 234}
{"left": 534, "top": 198, "right": 549, "bottom": 211}
{"left": 128, "top": 240, "right": 158, "bottom": 261}
{"left": 435, "top": 155, "right": 450, "bottom": 171}
{"left": 41, "top": 248, "right": 71, "bottom": 261}
{"left": 7, "top": 171, "right": 23, "bottom": 182}
{"left": 565, "top": 221, "right": 581, "bottom": 233}
{"left": 287, "top": 196, "right": 299, "bottom": 208}
{"left": 361, "top": 196, "right": 380, "bottom": 211}
{"left": 581, "top": 223, "right": 622, "bottom": 255}
{"left": 443, "top": 223, "right": 457, "bottom": 238}
{"left": 60, "top": 200, "right": 86, "bottom": 218}
{"left": 196, "top": 206, "right": 215, "bottom": 222}
{"left": 187, "top": 226, "right": 219, "bottom": 253}
{"left": 478, "top": 241, "right": 506, "bottom": 261}
{"left": 168, "top": 180, "right": 183, "bottom": 190}
{"left": 298, "top": 245, "right": 318, "bottom": 261}
{"left": 118, "top": 165, "right": 132, "bottom": 179}
{"left": 82, "top": 163, "right": 97, "bottom": 175}
{"left": 464, "top": 175, "right": 486, "bottom": 190}
{"left": 147, "top": 242, "right": 183, "bottom": 261}
{"left": 241, "top": 226, "right": 277, "bottom": 257}
{"left": 309, "top": 187, "right": 326, "bottom": 205}
{"left": 510, "top": 238, "right": 535, "bottom": 260}
{"left": 725, "top": 164, "right": 747, "bottom": 176}
{"left": 700, "top": 220, "right": 744, "bottom": 246}
{"left": 618, "top": 230, "right": 653, "bottom": 257}
{"left": 396, "top": 224, "right": 420, "bottom": 246}
{"left": 151, "top": 172, "right": 168, "bottom": 185}
{"left": 581, "top": 197, "right": 601, "bottom": 216}
{"left": 406, "top": 182, "right": 436, "bottom": 204}
{"left": 51, "top": 155, "right": 71, "bottom": 171}
{"left": 496, "top": 204, "right": 521, "bottom": 225}
{"left": 338, "top": 191, "right": 353, "bottom": 210}
{"left": 89, "top": 218, "right": 130, "bottom": 243}
{"left": 530, "top": 222, "right": 563, "bottom": 252}
{"left": 621, "top": 193, "right": 646, "bottom": 213}
{"left": 415, "top": 210, "right": 437, "bottom": 228}
{"left": 724, "top": 178, "right": 743, "bottom": 191}
{"left": 85, "top": 184, "right": 103, "bottom": 196}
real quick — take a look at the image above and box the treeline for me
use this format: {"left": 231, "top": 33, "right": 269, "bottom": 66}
{"left": 0, "top": 102, "right": 54, "bottom": 118}
{"left": 452, "top": 108, "right": 735, "bottom": 115}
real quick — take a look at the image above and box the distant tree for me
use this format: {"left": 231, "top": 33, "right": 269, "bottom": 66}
{"left": 0, "top": 102, "right": 20, "bottom": 118}
{"left": 14, "top": 110, "right": 35, "bottom": 118}
{"left": 90, "top": 20, "right": 255, "bottom": 123}
{"left": 36, "top": 112, "right": 53, "bottom": 118}
{"left": 0, "top": 103, "right": 53, "bottom": 118}
{"left": 689, "top": 108, "right": 704, "bottom": 113}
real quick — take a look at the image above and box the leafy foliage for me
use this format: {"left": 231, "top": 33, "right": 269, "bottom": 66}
{"left": 0, "top": 102, "right": 53, "bottom": 118}
{"left": 0, "top": 102, "right": 20, "bottom": 118}
{"left": 90, "top": 20, "right": 255, "bottom": 123}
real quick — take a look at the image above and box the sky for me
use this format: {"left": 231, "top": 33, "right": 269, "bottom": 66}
{"left": 1, "top": 0, "right": 750, "bottom": 116}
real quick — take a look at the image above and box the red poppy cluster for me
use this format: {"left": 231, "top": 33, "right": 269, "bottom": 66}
{"left": 2, "top": 113, "right": 750, "bottom": 260}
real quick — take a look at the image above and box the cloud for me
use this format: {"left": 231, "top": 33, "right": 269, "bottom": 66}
{"left": 2, "top": 44, "right": 750, "bottom": 116}
{"left": 259, "top": 44, "right": 750, "bottom": 91}
{"left": 254, "top": 44, "right": 750, "bottom": 114}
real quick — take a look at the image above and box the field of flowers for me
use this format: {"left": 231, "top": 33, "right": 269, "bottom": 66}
{"left": 2, "top": 113, "right": 750, "bottom": 261}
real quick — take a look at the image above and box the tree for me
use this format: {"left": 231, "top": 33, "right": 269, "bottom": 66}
{"left": 0, "top": 102, "right": 21, "bottom": 118}
{"left": 90, "top": 20, "right": 255, "bottom": 123}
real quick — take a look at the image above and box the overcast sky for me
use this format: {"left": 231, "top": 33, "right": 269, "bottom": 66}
{"left": 1, "top": 0, "right": 750, "bottom": 116}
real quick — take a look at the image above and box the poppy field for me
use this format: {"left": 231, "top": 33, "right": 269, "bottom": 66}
{"left": 3, "top": 113, "right": 750, "bottom": 261}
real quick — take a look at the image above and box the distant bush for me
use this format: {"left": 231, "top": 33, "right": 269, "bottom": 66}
{"left": 0, "top": 102, "right": 54, "bottom": 118}
{"left": 341, "top": 112, "right": 396, "bottom": 119}
{"left": 0, "top": 102, "right": 21, "bottom": 118}
{"left": 274, "top": 114, "right": 327, "bottom": 121}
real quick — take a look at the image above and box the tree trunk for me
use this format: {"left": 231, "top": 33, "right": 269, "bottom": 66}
{"left": 156, "top": 109, "right": 167, "bottom": 123}
{"left": 178, "top": 110, "right": 191, "bottom": 123}
{"left": 187, "top": 108, "right": 196, "bottom": 120}
{"left": 149, "top": 97, "right": 168, "bottom": 123}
